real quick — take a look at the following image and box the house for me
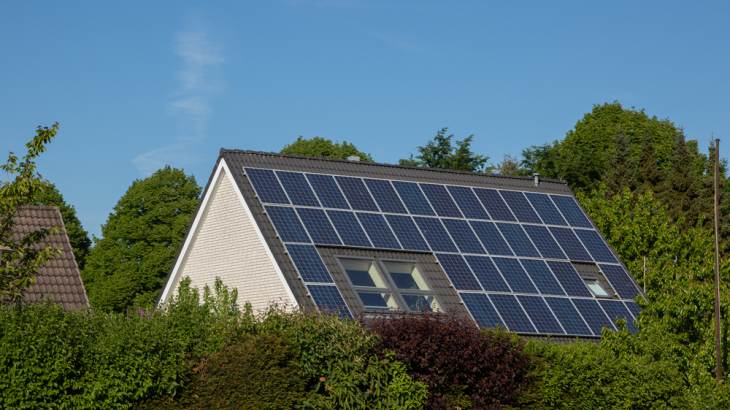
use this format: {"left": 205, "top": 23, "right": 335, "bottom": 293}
{"left": 157, "top": 149, "right": 644, "bottom": 340}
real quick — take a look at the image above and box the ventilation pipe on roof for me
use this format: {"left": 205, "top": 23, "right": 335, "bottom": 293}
{"left": 347, "top": 156, "right": 360, "bottom": 161}
{"left": 533, "top": 173, "right": 540, "bottom": 188}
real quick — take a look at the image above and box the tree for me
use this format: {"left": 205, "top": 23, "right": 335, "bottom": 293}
{"left": 399, "top": 128, "right": 490, "bottom": 172}
{"left": 280, "top": 136, "right": 374, "bottom": 162}
{"left": 82, "top": 166, "right": 201, "bottom": 312}
{"left": 602, "top": 127, "right": 637, "bottom": 196}
{"left": 494, "top": 153, "right": 527, "bottom": 176}
{"left": 636, "top": 128, "right": 663, "bottom": 195}
{"left": 660, "top": 128, "right": 702, "bottom": 230}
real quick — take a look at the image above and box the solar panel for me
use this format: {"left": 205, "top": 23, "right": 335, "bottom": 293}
{"left": 500, "top": 191, "right": 543, "bottom": 224}
{"left": 473, "top": 188, "right": 516, "bottom": 221}
{"left": 525, "top": 193, "right": 568, "bottom": 226}
{"left": 571, "top": 298, "right": 616, "bottom": 335}
{"left": 551, "top": 195, "right": 593, "bottom": 228}
{"left": 363, "top": 179, "right": 408, "bottom": 214}
{"left": 245, "top": 168, "right": 290, "bottom": 204}
{"left": 441, "top": 218, "right": 486, "bottom": 254}
{"left": 469, "top": 221, "right": 514, "bottom": 256}
{"left": 460, "top": 292, "right": 504, "bottom": 329}
{"left": 463, "top": 255, "right": 511, "bottom": 292}
{"left": 489, "top": 294, "right": 536, "bottom": 333}
{"left": 544, "top": 297, "right": 592, "bottom": 336}
{"left": 335, "top": 176, "right": 379, "bottom": 212}
{"left": 549, "top": 227, "right": 592, "bottom": 261}
{"left": 306, "top": 174, "right": 351, "bottom": 209}
{"left": 276, "top": 171, "right": 320, "bottom": 207}
{"left": 599, "top": 300, "right": 638, "bottom": 333}
{"left": 413, "top": 217, "right": 459, "bottom": 252}
{"left": 264, "top": 206, "right": 311, "bottom": 243}
{"left": 355, "top": 213, "right": 401, "bottom": 249}
{"left": 306, "top": 284, "right": 352, "bottom": 319}
{"left": 546, "top": 261, "right": 593, "bottom": 297}
{"left": 492, "top": 257, "right": 538, "bottom": 294}
{"left": 384, "top": 215, "right": 430, "bottom": 251}
{"left": 392, "top": 181, "right": 436, "bottom": 216}
{"left": 522, "top": 225, "right": 567, "bottom": 260}
{"left": 285, "top": 244, "right": 334, "bottom": 283}
{"left": 420, "top": 184, "right": 463, "bottom": 218}
{"left": 434, "top": 254, "right": 483, "bottom": 290}
{"left": 624, "top": 301, "right": 641, "bottom": 320}
{"left": 598, "top": 264, "right": 642, "bottom": 300}
{"left": 574, "top": 229, "right": 618, "bottom": 263}
{"left": 447, "top": 186, "right": 490, "bottom": 219}
{"left": 520, "top": 259, "right": 565, "bottom": 295}
{"left": 295, "top": 208, "right": 342, "bottom": 245}
{"left": 517, "top": 295, "right": 564, "bottom": 334}
{"left": 326, "top": 210, "right": 372, "bottom": 247}
{"left": 496, "top": 223, "right": 540, "bottom": 257}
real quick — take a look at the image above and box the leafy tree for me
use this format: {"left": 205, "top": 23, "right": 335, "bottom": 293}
{"left": 281, "top": 136, "right": 374, "bottom": 162}
{"left": 660, "top": 129, "right": 702, "bottom": 231}
{"left": 521, "top": 141, "right": 563, "bottom": 180}
{"left": 82, "top": 166, "right": 201, "bottom": 312}
{"left": 494, "top": 153, "right": 528, "bottom": 176}
{"left": 399, "top": 128, "right": 490, "bottom": 172}
{"left": 636, "top": 128, "right": 663, "bottom": 195}
{"left": 602, "top": 127, "right": 637, "bottom": 196}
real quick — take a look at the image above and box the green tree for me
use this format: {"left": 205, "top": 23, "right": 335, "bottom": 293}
{"left": 82, "top": 166, "right": 201, "bottom": 312}
{"left": 602, "top": 127, "right": 637, "bottom": 196}
{"left": 399, "top": 127, "right": 490, "bottom": 172}
{"left": 281, "top": 136, "right": 374, "bottom": 162}
{"left": 495, "top": 152, "right": 528, "bottom": 176}
{"left": 636, "top": 128, "right": 663, "bottom": 195}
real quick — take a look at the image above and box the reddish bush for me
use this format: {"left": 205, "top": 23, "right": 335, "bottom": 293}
{"left": 368, "top": 312, "right": 532, "bottom": 410}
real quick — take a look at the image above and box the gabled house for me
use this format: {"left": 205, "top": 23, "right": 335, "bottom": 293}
{"left": 157, "top": 150, "right": 644, "bottom": 340}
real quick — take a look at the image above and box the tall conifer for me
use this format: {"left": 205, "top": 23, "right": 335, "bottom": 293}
{"left": 602, "top": 127, "right": 636, "bottom": 197}
{"left": 636, "top": 128, "right": 663, "bottom": 195}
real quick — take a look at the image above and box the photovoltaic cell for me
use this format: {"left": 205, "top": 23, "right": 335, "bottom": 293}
{"left": 493, "top": 257, "right": 538, "bottom": 294}
{"left": 392, "top": 181, "right": 436, "bottom": 216}
{"left": 489, "top": 294, "right": 536, "bottom": 333}
{"left": 544, "top": 297, "right": 592, "bottom": 336}
{"left": 307, "top": 284, "right": 352, "bottom": 319}
{"left": 435, "top": 254, "right": 483, "bottom": 290}
{"left": 355, "top": 213, "right": 401, "bottom": 249}
{"left": 598, "top": 264, "right": 642, "bottom": 300}
{"left": 413, "top": 217, "right": 458, "bottom": 252}
{"left": 276, "top": 171, "right": 320, "bottom": 207}
{"left": 245, "top": 168, "right": 290, "bottom": 204}
{"left": 549, "top": 227, "right": 593, "bottom": 261}
{"left": 520, "top": 259, "right": 565, "bottom": 296}
{"left": 442, "top": 218, "right": 486, "bottom": 254}
{"left": 546, "top": 261, "right": 592, "bottom": 297}
{"left": 460, "top": 292, "right": 504, "bottom": 329}
{"left": 551, "top": 195, "right": 593, "bottom": 228}
{"left": 463, "top": 255, "right": 511, "bottom": 292}
{"left": 326, "top": 210, "right": 372, "bottom": 247}
{"left": 496, "top": 223, "right": 540, "bottom": 257}
{"left": 335, "top": 176, "right": 379, "bottom": 212}
{"left": 522, "top": 225, "right": 567, "bottom": 260}
{"left": 599, "top": 300, "right": 638, "bottom": 333}
{"left": 384, "top": 215, "right": 430, "bottom": 251}
{"left": 295, "top": 208, "right": 342, "bottom": 245}
{"left": 500, "top": 190, "right": 543, "bottom": 224}
{"left": 469, "top": 221, "right": 513, "bottom": 256}
{"left": 264, "top": 206, "right": 310, "bottom": 243}
{"left": 447, "top": 186, "right": 490, "bottom": 219}
{"left": 473, "top": 188, "right": 516, "bottom": 221}
{"left": 420, "top": 184, "right": 463, "bottom": 218}
{"left": 306, "top": 174, "right": 350, "bottom": 209}
{"left": 363, "top": 179, "right": 408, "bottom": 214}
{"left": 525, "top": 192, "right": 568, "bottom": 226}
{"left": 574, "top": 230, "right": 618, "bottom": 263}
{"left": 517, "top": 295, "right": 564, "bottom": 334}
{"left": 624, "top": 301, "right": 641, "bottom": 320}
{"left": 286, "top": 244, "right": 333, "bottom": 283}
{"left": 572, "top": 298, "right": 616, "bottom": 335}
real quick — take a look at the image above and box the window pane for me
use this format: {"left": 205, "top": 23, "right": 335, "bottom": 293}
{"left": 340, "top": 259, "right": 387, "bottom": 288}
{"left": 383, "top": 261, "right": 430, "bottom": 291}
{"left": 401, "top": 294, "right": 443, "bottom": 312}
{"left": 358, "top": 292, "right": 400, "bottom": 311}
{"left": 584, "top": 279, "right": 610, "bottom": 297}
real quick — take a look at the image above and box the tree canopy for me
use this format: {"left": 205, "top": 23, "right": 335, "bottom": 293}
{"left": 399, "top": 128, "right": 490, "bottom": 172}
{"left": 280, "top": 136, "right": 374, "bottom": 162}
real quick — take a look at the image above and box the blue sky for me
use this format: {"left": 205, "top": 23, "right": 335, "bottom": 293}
{"left": 2, "top": 1, "right": 728, "bottom": 239}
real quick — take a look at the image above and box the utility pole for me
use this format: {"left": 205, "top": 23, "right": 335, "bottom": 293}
{"left": 714, "top": 135, "right": 722, "bottom": 384}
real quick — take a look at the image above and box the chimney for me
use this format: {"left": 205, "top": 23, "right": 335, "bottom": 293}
{"left": 533, "top": 173, "right": 540, "bottom": 188}
{"left": 347, "top": 156, "right": 360, "bottom": 161}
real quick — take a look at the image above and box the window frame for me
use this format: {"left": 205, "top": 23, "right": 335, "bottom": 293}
{"left": 581, "top": 275, "right": 613, "bottom": 298}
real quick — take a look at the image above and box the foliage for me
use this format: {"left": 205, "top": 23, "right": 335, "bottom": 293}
{"left": 82, "top": 165, "right": 201, "bottom": 312}
{"left": 602, "top": 127, "right": 636, "bottom": 196}
{"left": 0, "top": 123, "right": 62, "bottom": 302}
{"left": 399, "top": 127, "right": 491, "bottom": 172}
{"left": 494, "top": 152, "right": 528, "bottom": 176}
{"left": 281, "top": 136, "right": 374, "bottom": 162}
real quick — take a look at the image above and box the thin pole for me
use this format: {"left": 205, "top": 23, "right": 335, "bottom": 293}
{"left": 643, "top": 256, "right": 647, "bottom": 293}
{"left": 714, "top": 136, "right": 722, "bottom": 383}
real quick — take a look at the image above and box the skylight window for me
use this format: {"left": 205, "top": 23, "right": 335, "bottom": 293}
{"left": 583, "top": 278, "right": 612, "bottom": 298}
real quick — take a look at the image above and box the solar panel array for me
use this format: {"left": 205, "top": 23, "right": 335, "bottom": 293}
{"left": 245, "top": 167, "right": 643, "bottom": 333}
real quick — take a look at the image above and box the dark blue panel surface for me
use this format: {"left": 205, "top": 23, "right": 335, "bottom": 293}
{"left": 522, "top": 225, "right": 567, "bottom": 260}
{"left": 551, "top": 195, "right": 593, "bottom": 228}
{"left": 306, "top": 174, "right": 350, "bottom": 209}
{"left": 598, "top": 264, "right": 642, "bottom": 300}
{"left": 624, "top": 301, "right": 641, "bottom": 319}
{"left": 525, "top": 193, "right": 568, "bottom": 226}
{"left": 326, "top": 210, "right": 372, "bottom": 247}
{"left": 384, "top": 215, "right": 430, "bottom": 251}
{"left": 307, "top": 284, "right": 352, "bottom": 319}
{"left": 489, "top": 294, "right": 537, "bottom": 333}
{"left": 276, "top": 171, "right": 320, "bottom": 207}
{"left": 473, "top": 188, "right": 516, "bottom": 221}
{"left": 463, "top": 255, "right": 511, "bottom": 292}
{"left": 517, "top": 295, "right": 564, "bottom": 334}
{"left": 295, "top": 208, "right": 342, "bottom": 245}
{"left": 413, "top": 217, "right": 459, "bottom": 252}
{"left": 469, "top": 221, "right": 514, "bottom": 256}
{"left": 460, "top": 292, "right": 504, "bottom": 329}
{"left": 442, "top": 218, "right": 486, "bottom": 254}
{"left": 574, "top": 230, "right": 618, "bottom": 263}
{"left": 420, "top": 184, "right": 463, "bottom": 218}
{"left": 599, "top": 300, "right": 638, "bottom": 333}
{"left": 549, "top": 227, "right": 593, "bottom": 261}
{"left": 264, "top": 206, "right": 310, "bottom": 243}
{"left": 447, "top": 186, "right": 490, "bottom": 220}
{"left": 335, "top": 176, "right": 379, "bottom": 212}
{"left": 435, "top": 254, "right": 483, "bottom": 290}
{"left": 500, "top": 190, "right": 543, "bottom": 223}
{"left": 286, "top": 244, "right": 333, "bottom": 283}
{"left": 363, "top": 179, "right": 408, "bottom": 214}
{"left": 572, "top": 298, "right": 616, "bottom": 335}
{"left": 493, "top": 257, "right": 538, "bottom": 294}
{"left": 544, "top": 297, "right": 592, "bottom": 336}
{"left": 546, "top": 261, "right": 593, "bottom": 297}
{"left": 356, "top": 213, "right": 401, "bottom": 249}
{"left": 520, "top": 259, "right": 565, "bottom": 295}
{"left": 245, "top": 168, "right": 290, "bottom": 204}
{"left": 392, "top": 181, "right": 436, "bottom": 216}
{"left": 496, "top": 223, "right": 540, "bottom": 257}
